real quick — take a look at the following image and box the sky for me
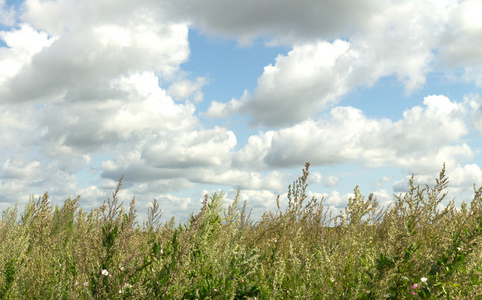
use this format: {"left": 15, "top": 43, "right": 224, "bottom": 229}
{"left": 1, "top": 0, "right": 482, "bottom": 223}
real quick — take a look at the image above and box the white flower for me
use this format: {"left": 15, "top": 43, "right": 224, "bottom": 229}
{"left": 421, "top": 277, "right": 428, "bottom": 282}
{"left": 102, "top": 269, "right": 109, "bottom": 276}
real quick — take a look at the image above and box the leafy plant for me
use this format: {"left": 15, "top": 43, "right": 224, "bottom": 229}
{"left": 0, "top": 163, "right": 481, "bottom": 299}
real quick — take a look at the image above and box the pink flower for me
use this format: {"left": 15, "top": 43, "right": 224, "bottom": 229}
{"left": 411, "top": 291, "right": 416, "bottom": 295}
{"left": 412, "top": 283, "right": 418, "bottom": 289}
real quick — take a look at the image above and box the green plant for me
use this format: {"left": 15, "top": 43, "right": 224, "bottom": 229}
{"left": 1, "top": 163, "right": 482, "bottom": 299}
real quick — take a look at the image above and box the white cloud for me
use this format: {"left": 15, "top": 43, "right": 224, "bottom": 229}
{"left": 162, "top": 0, "right": 387, "bottom": 45}
{"left": 0, "top": 24, "right": 58, "bottom": 94}
{"left": 0, "top": 0, "right": 481, "bottom": 223}
{"left": 234, "top": 95, "right": 470, "bottom": 171}
{"left": 206, "top": 31, "right": 437, "bottom": 126}
{"left": 372, "top": 189, "right": 393, "bottom": 206}
{"left": 323, "top": 176, "right": 340, "bottom": 187}
{"left": 325, "top": 190, "right": 354, "bottom": 208}
{"left": 207, "top": 40, "right": 355, "bottom": 126}
{"left": 440, "top": 0, "right": 482, "bottom": 67}
{"left": 448, "top": 164, "right": 482, "bottom": 187}
{"left": 141, "top": 127, "right": 237, "bottom": 169}
{"left": 391, "top": 163, "right": 482, "bottom": 208}
{"left": 0, "top": 0, "right": 15, "bottom": 26}
{"left": 438, "top": 0, "right": 482, "bottom": 87}
{"left": 1, "top": 0, "right": 190, "bottom": 103}
{"left": 30, "top": 72, "right": 198, "bottom": 160}
{"left": 204, "top": 0, "right": 460, "bottom": 126}
{"left": 168, "top": 77, "right": 207, "bottom": 102}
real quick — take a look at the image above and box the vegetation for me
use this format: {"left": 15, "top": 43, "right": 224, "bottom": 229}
{"left": 1, "top": 163, "right": 482, "bottom": 299}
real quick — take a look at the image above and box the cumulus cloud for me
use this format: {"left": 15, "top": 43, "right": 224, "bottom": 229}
{"left": 141, "top": 127, "right": 236, "bottom": 169}
{"left": 203, "top": 0, "right": 461, "bottom": 126}
{"left": 1, "top": 22, "right": 189, "bottom": 103}
{"left": 162, "top": 0, "right": 386, "bottom": 45}
{"left": 440, "top": 0, "right": 482, "bottom": 67}
{"left": 1, "top": 0, "right": 481, "bottom": 222}
{"left": 391, "top": 162, "right": 482, "bottom": 208}
{"left": 0, "top": 0, "right": 15, "bottom": 26}
{"left": 234, "top": 95, "right": 470, "bottom": 171}
{"left": 205, "top": 30, "right": 437, "bottom": 127}
{"left": 33, "top": 72, "right": 197, "bottom": 160}
{"left": 167, "top": 77, "right": 207, "bottom": 102}
{"left": 0, "top": 0, "right": 200, "bottom": 214}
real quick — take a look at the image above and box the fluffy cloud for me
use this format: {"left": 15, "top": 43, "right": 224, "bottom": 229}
{"left": 392, "top": 163, "right": 482, "bottom": 207}
{"left": 234, "top": 95, "right": 470, "bottom": 171}
{"left": 167, "top": 77, "right": 207, "bottom": 102}
{"left": 1, "top": 23, "right": 189, "bottom": 103}
{"left": 440, "top": 0, "right": 482, "bottom": 67}
{"left": 0, "top": 0, "right": 199, "bottom": 215}
{"left": 141, "top": 127, "right": 236, "bottom": 169}
{"left": 205, "top": 31, "right": 436, "bottom": 127}
{"left": 204, "top": 1, "right": 461, "bottom": 126}
{"left": 1, "top": 0, "right": 481, "bottom": 223}
{"left": 162, "top": 0, "right": 386, "bottom": 44}
{"left": 0, "top": 0, "right": 15, "bottom": 26}
{"left": 32, "top": 72, "right": 197, "bottom": 160}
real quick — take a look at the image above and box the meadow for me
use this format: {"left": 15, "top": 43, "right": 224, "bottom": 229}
{"left": 1, "top": 163, "right": 482, "bottom": 299}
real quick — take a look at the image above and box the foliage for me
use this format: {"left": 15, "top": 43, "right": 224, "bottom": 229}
{"left": 1, "top": 163, "right": 482, "bottom": 299}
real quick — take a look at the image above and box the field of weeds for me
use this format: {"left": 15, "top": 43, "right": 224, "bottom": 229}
{"left": 1, "top": 163, "right": 482, "bottom": 299}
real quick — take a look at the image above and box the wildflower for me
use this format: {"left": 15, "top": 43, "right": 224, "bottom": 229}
{"left": 74, "top": 281, "right": 78, "bottom": 286}
{"left": 421, "top": 277, "right": 427, "bottom": 283}
{"left": 412, "top": 283, "right": 418, "bottom": 289}
{"left": 457, "top": 247, "right": 462, "bottom": 251}
{"left": 344, "top": 252, "right": 348, "bottom": 256}
{"left": 241, "top": 279, "right": 244, "bottom": 283}
{"left": 119, "top": 266, "right": 125, "bottom": 271}
{"left": 83, "top": 282, "right": 89, "bottom": 287}
{"left": 411, "top": 291, "right": 416, "bottom": 295}
{"left": 330, "top": 278, "right": 335, "bottom": 282}
{"left": 214, "top": 289, "right": 218, "bottom": 292}
{"left": 102, "top": 269, "right": 109, "bottom": 276}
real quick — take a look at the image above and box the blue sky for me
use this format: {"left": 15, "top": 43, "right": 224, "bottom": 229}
{"left": 1, "top": 0, "right": 482, "bottom": 222}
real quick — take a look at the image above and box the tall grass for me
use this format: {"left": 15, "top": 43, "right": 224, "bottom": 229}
{"left": 1, "top": 163, "right": 482, "bottom": 299}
